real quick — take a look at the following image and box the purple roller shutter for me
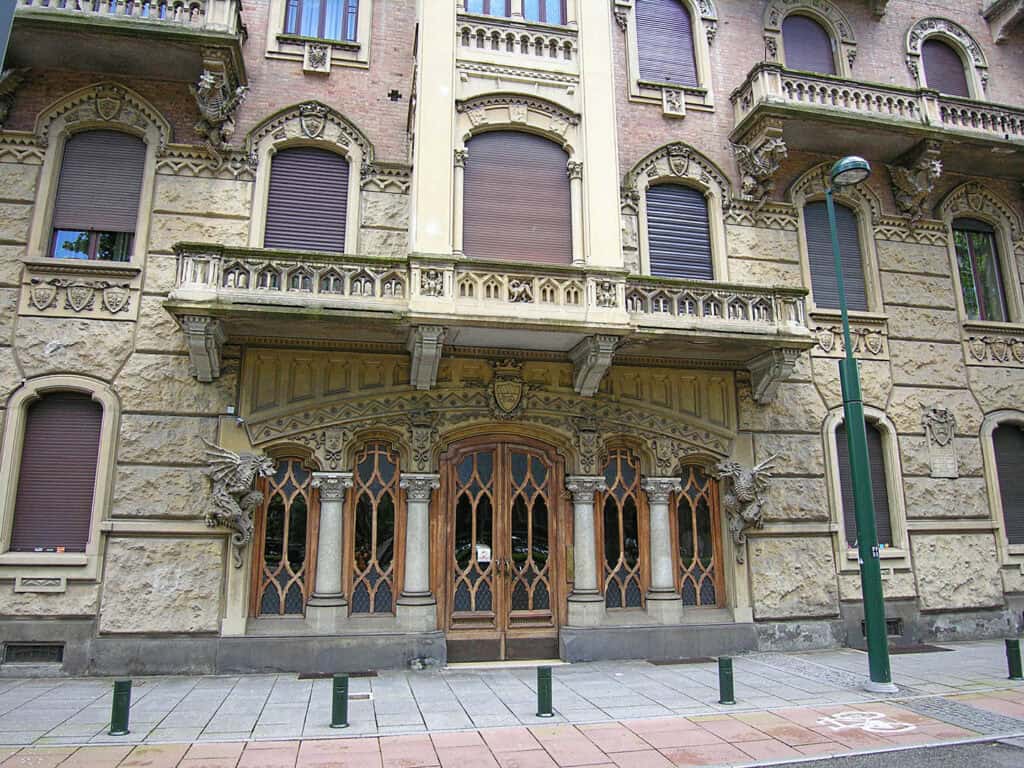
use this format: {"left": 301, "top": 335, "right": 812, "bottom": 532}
{"left": 994, "top": 424, "right": 1024, "bottom": 545}
{"left": 463, "top": 131, "right": 572, "bottom": 264}
{"left": 11, "top": 392, "right": 102, "bottom": 553}
{"left": 837, "top": 422, "right": 892, "bottom": 548}
{"left": 922, "top": 39, "right": 970, "bottom": 97}
{"left": 52, "top": 130, "right": 146, "bottom": 232}
{"left": 264, "top": 147, "right": 349, "bottom": 253}
{"left": 804, "top": 201, "right": 867, "bottom": 311}
{"left": 635, "top": 0, "right": 698, "bottom": 87}
{"left": 646, "top": 184, "right": 713, "bottom": 280}
{"left": 782, "top": 14, "right": 836, "bottom": 75}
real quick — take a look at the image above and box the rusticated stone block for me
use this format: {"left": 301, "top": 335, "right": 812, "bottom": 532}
{"left": 875, "top": 240, "right": 950, "bottom": 277}
{"left": 888, "top": 387, "right": 983, "bottom": 435}
{"left": 725, "top": 225, "right": 799, "bottom": 263}
{"left": 886, "top": 306, "right": 960, "bottom": 342}
{"left": 134, "top": 295, "right": 186, "bottom": 353}
{"left": 99, "top": 537, "right": 224, "bottom": 633}
{"left": 839, "top": 569, "right": 917, "bottom": 601}
{"left": 0, "top": 286, "right": 17, "bottom": 341}
{"left": 912, "top": 533, "right": 1002, "bottom": 611}
{"left": 111, "top": 464, "right": 213, "bottom": 519}
{"left": 143, "top": 254, "right": 178, "bottom": 294}
{"left": 904, "top": 476, "right": 989, "bottom": 518}
{"left": 0, "top": 202, "right": 32, "bottom": 244}
{"left": 0, "top": 245, "right": 26, "bottom": 287}
{"left": 749, "top": 536, "right": 839, "bottom": 619}
{"left": 889, "top": 340, "right": 967, "bottom": 388}
{"left": 968, "top": 366, "right": 1024, "bottom": 413}
{"left": 880, "top": 272, "right": 956, "bottom": 309}
{"left": 899, "top": 435, "right": 983, "bottom": 477}
{"left": 15, "top": 317, "right": 135, "bottom": 381}
{"left": 753, "top": 432, "right": 825, "bottom": 475}
{"left": 738, "top": 381, "right": 827, "bottom": 433}
{"left": 154, "top": 175, "right": 252, "bottom": 218}
{"left": 359, "top": 228, "right": 408, "bottom": 257}
{"left": 3, "top": 583, "right": 100, "bottom": 616}
{"left": 811, "top": 356, "right": 892, "bottom": 410}
{"left": 727, "top": 258, "right": 803, "bottom": 288}
{"left": 0, "top": 162, "right": 40, "bottom": 203}
{"left": 115, "top": 353, "right": 237, "bottom": 413}
{"left": 0, "top": 347, "right": 19, "bottom": 399}
{"left": 118, "top": 415, "right": 218, "bottom": 465}
{"left": 148, "top": 213, "right": 249, "bottom": 254}
{"left": 760, "top": 476, "right": 830, "bottom": 522}
{"left": 361, "top": 191, "right": 409, "bottom": 229}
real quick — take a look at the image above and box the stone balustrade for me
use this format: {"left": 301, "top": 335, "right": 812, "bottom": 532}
{"left": 456, "top": 13, "right": 577, "bottom": 65}
{"left": 17, "top": 0, "right": 241, "bottom": 34}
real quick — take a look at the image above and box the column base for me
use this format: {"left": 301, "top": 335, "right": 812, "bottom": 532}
{"left": 305, "top": 602, "right": 349, "bottom": 633}
{"left": 306, "top": 592, "right": 347, "bottom": 608}
{"left": 396, "top": 598, "right": 438, "bottom": 632}
{"left": 646, "top": 590, "right": 683, "bottom": 624}
{"left": 567, "top": 591, "right": 605, "bottom": 627}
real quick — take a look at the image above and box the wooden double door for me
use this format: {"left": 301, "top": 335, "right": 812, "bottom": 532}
{"left": 435, "top": 437, "right": 565, "bottom": 661}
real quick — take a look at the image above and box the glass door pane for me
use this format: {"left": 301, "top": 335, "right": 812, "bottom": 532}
{"left": 451, "top": 449, "right": 498, "bottom": 626}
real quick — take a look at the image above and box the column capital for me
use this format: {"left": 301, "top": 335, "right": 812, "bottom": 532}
{"left": 312, "top": 472, "right": 354, "bottom": 501}
{"left": 641, "top": 476, "right": 682, "bottom": 504}
{"left": 400, "top": 473, "right": 440, "bottom": 502}
{"left": 565, "top": 476, "right": 607, "bottom": 500}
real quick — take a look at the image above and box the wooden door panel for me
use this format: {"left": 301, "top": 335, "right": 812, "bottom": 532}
{"left": 448, "top": 448, "right": 500, "bottom": 632}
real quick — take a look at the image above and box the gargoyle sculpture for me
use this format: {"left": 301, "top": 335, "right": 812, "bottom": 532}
{"left": 890, "top": 156, "right": 942, "bottom": 226}
{"left": 203, "top": 439, "right": 275, "bottom": 567}
{"left": 0, "top": 69, "right": 28, "bottom": 129}
{"left": 732, "top": 138, "right": 788, "bottom": 210}
{"left": 190, "top": 70, "right": 248, "bottom": 165}
{"left": 714, "top": 454, "right": 778, "bottom": 563}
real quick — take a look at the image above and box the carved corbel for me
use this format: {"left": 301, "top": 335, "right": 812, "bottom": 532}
{"left": 0, "top": 69, "right": 28, "bottom": 130}
{"left": 569, "top": 335, "right": 617, "bottom": 397}
{"left": 747, "top": 348, "right": 801, "bottom": 404}
{"left": 984, "top": 0, "right": 1024, "bottom": 44}
{"left": 731, "top": 118, "right": 787, "bottom": 211}
{"left": 868, "top": 0, "right": 889, "bottom": 18}
{"left": 889, "top": 140, "right": 942, "bottom": 226}
{"left": 408, "top": 326, "right": 446, "bottom": 391}
{"left": 181, "top": 315, "right": 226, "bottom": 383}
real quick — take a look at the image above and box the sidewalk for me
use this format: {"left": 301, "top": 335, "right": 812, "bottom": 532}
{"left": 0, "top": 641, "right": 1022, "bottom": 767}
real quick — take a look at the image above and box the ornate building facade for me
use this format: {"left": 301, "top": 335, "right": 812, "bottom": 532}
{"left": 1, "top": 0, "right": 1023, "bottom": 673}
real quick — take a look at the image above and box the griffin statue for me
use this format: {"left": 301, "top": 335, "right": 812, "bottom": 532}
{"left": 714, "top": 454, "right": 778, "bottom": 563}
{"left": 203, "top": 439, "right": 276, "bottom": 567}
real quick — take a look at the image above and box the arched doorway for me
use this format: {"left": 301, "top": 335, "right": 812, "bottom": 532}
{"left": 435, "top": 436, "right": 566, "bottom": 661}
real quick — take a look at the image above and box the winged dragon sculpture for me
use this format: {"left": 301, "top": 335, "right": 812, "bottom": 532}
{"left": 203, "top": 440, "right": 275, "bottom": 567}
{"left": 714, "top": 455, "right": 778, "bottom": 563}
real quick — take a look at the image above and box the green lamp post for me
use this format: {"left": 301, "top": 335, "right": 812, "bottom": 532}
{"left": 825, "top": 156, "right": 897, "bottom": 693}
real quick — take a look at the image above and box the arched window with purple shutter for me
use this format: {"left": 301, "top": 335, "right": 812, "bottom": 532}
{"left": 635, "top": 0, "right": 698, "bottom": 87}
{"left": 922, "top": 38, "right": 970, "bottom": 97}
{"left": 782, "top": 14, "right": 836, "bottom": 75}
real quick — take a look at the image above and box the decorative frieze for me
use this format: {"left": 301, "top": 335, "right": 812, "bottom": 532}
{"left": 810, "top": 312, "right": 889, "bottom": 360}
{"left": 19, "top": 260, "right": 141, "bottom": 321}
{"left": 964, "top": 331, "right": 1024, "bottom": 367}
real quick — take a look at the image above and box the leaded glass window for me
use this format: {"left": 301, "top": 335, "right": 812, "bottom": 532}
{"left": 676, "top": 465, "right": 722, "bottom": 607}
{"left": 601, "top": 449, "right": 644, "bottom": 609}
{"left": 350, "top": 442, "right": 400, "bottom": 615}
{"left": 254, "top": 458, "right": 314, "bottom": 616}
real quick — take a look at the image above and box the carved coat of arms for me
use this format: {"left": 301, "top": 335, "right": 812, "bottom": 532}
{"left": 101, "top": 283, "right": 132, "bottom": 314}
{"left": 299, "top": 102, "right": 328, "bottom": 139}
{"left": 490, "top": 360, "right": 527, "bottom": 419}
{"left": 921, "top": 406, "right": 955, "bottom": 447}
{"left": 28, "top": 279, "right": 58, "bottom": 311}
{"left": 63, "top": 281, "right": 96, "bottom": 313}
{"left": 667, "top": 145, "right": 690, "bottom": 176}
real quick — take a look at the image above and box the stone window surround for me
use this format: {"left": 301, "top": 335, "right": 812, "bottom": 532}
{"left": 905, "top": 17, "right": 989, "bottom": 101}
{"left": 456, "top": 0, "right": 579, "bottom": 26}
{"left": 982, "top": 410, "right": 1024, "bottom": 565}
{"left": 613, "top": 0, "right": 717, "bottom": 114}
{"left": 265, "top": 0, "right": 374, "bottom": 70}
{"left": 763, "top": 0, "right": 857, "bottom": 79}
{"left": 0, "top": 375, "right": 120, "bottom": 583}
{"left": 789, "top": 162, "right": 885, "bottom": 319}
{"left": 25, "top": 83, "right": 167, "bottom": 267}
{"left": 247, "top": 102, "right": 371, "bottom": 255}
{"left": 822, "top": 406, "right": 909, "bottom": 571}
{"left": 937, "top": 182, "right": 1024, "bottom": 328}
{"left": 622, "top": 142, "right": 730, "bottom": 281}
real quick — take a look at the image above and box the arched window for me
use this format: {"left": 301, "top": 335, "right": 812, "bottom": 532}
{"left": 994, "top": 424, "right": 1024, "bottom": 546}
{"left": 600, "top": 449, "right": 645, "bottom": 609}
{"left": 253, "top": 458, "right": 315, "bottom": 616}
{"left": 51, "top": 130, "right": 146, "bottom": 261}
{"left": 284, "top": 0, "right": 359, "bottom": 41}
{"left": 835, "top": 421, "right": 892, "bottom": 548}
{"left": 10, "top": 392, "right": 102, "bottom": 553}
{"left": 646, "top": 184, "right": 713, "bottom": 279}
{"left": 675, "top": 465, "right": 723, "bottom": 607}
{"left": 803, "top": 200, "right": 868, "bottom": 311}
{"left": 635, "top": 0, "right": 698, "bottom": 87}
{"left": 264, "top": 147, "right": 350, "bottom": 253}
{"left": 524, "top": 0, "right": 564, "bottom": 25}
{"left": 466, "top": 0, "right": 509, "bottom": 17}
{"left": 350, "top": 442, "right": 400, "bottom": 614}
{"left": 953, "top": 218, "right": 1007, "bottom": 323}
{"left": 462, "top": 131, "right": 572, "bottom": 264}
{"left": 782, "top": 14, "right": 836, "bottom": 75}
{"left": 922, "top": 38, "right": 970, "bottom": 97}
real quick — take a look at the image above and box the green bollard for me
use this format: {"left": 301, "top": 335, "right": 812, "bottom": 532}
{"left": 331, "top": 674, "right": 350, "bottom": 728}
{"left": 109, "top": 679, "right": 132, "bottom": 736}
{"left": 536, "top": 666, "right": 553, "bottom": 718}
{"left": 718, "top": 657, "right": 735, "bottom": 705}
{"left": 1006, "top": 638, "right": 1023, "bottom": 681}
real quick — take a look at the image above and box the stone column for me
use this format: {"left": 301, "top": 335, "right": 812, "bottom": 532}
{"left": 397, "top": 473, "right": 441, "bottom": 631}
{"left": 510, "top": 0, "right": 524, "bottom": 18}
{"left": 453, "top": 149, "right": 467, "bottom": 255}
{"left": 642, "top": 477, "right": 683, "bottom": 624}
{"left": 565, "top": 476, "right": 606, "bottom": 626}
{"left": 306, "top": 472, "right": 353, "bottom": 632}
{"left": 567, "top": 161, "right": 585, "bottom": 266}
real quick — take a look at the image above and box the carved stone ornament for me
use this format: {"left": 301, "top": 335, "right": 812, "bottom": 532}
{"left": 304, "top": 42, "right": 331, "bottom": 73}
{"left": 813, "top": 325, "right": 885, "bottom": 356}
{"left": 30, "top": 278, "right": 133, "bottom": 315}
{"left": 921, "top": 405, "right": 958, "bottom": 479}
{"left": 409, "top": 411, "right": 438, "bottom": 473}
{"left": 296, "top": 426, "right": 351, "bottom": 471}
{"left": 203, "top": 440, "right": 276, "bottom": 567}
{"left": 747, "top": 348, "right": 802, "bottom": 404}
{"left": 408, "top": 326, "right": 446, "bottom": 391}
{"left": 566, "top": 160, "right": 583, "bottom": 181}
{"left": 574, "top": 417, "right": 600, "bottom": 475}
{"left": 299, "top": 101, "right": 329, "bottom": 139}
{"left": 453, "top": 148, "right": 469, "bottom": 168}
{"left": 714, "top": 455, "right": 778, "bottom": 563}
{"left": 569, "top": 335, "right": 617, "bottom": 398}
{"left": 0, "top": 68, "right": 28, "bottom": 129}
{"left": 508, "top": 279, "right": 533, "bottom": 303}
{"left": 490, "top": 359, "right": 527, "bottom": 419}
{"left": 906, "top": 18, "right": 988, "bottom": 87}
{"left": 190, "top": 69, "right": 249, "bottom": 164}
{"left": 420, "top": 268, "right": 445, "bottom": 297}
{"left": 312, "top": 472, "right": 354, "bottom": 502}
{"left": 181, "top": 315, "right": 226, "bottom": 383}
{"left": 625, "top": 143, "right": 732, "bottom": 213}
{"left": 595, "top": 280, "right": 618, "bottom": 308}
{"left": 889, "top": 140, "right": 942, "bottom": 226}
{"left": 400, "top": 474, "right": 441, "bottom": 502}
{"left": 565, "top": 475, "right": 607, "bottom": 500}
{"left": 641, "top": 477, "right": 682, "bottom": 504}
{"left": 662, "top": 88, "right": 685, "bottom": 118}
{"left": 732, "top": 137, "right": 788, "bottom": 210}
{"left": 967, "top": 335, "right": 1024, "bottom": 365}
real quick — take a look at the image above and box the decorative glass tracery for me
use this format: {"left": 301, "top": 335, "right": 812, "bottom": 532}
{"left": 601, "top": 449, "right": 644, "bottom": 609}
{"left": 676, "top": 465, "right": 722, "bottom": 607}
{"left": 508, "top": 450, "right": 552, "bottom": 614}
{"left": 350, "top": 442, "right": 399, "bottom": 614}
{"left": 452, "top": 449, "right": 496, "bottom": 615}
{"left": 254, "top": 458, "right": 314, "bottom": 616}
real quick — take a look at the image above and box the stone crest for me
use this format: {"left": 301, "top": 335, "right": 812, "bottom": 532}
{"left": 667, "top": 144, "right": 690, "bottom": 176}
{"left": 100, "top": 282, "right": 132, "bottom": 314}
{"left": 300, "top": 101, "right": 329, "bottom": 139}
{"left": 96, "top": 90, "right": 122, "bottom": 121}
{"left": 28, "top": 279, "right": 58, "bottom": 311}
{"left": 64, "top": 281, "right": 96, "bottom": 313}
{"left": 921, "top": 405, "right": 958, "bottom": 478}
{"left": 490, "top": 359, "right": 527, "bottom": 419}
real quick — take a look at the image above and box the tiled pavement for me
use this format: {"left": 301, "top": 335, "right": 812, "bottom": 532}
{"left": 0, "top": 641, "right": 1021, "bottom": 766}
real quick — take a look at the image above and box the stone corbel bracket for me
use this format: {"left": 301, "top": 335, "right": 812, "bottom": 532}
{"left": 731, "top": 117, "right": 787, "bottom": 211}
{"left": 747, "top": 348, "right": 801, "bottom": 404}
{"left": 868, "top": 0, "right": 889, "bottom": 18}
{"left": 985, "top": 0, "right": 1024, "bottom": 44}
{"left": 181, "top": 315, "right": 226, "bottom": 383}
{"left": 0, "top": 68, "right": 28, "bottom": 130}
{"left": 888, "top": 139, "right": 942, "bottom": 227}
{"left": 408, "top": 326, "right": 446, "bottom": 391}
{"left": 570, "top": 335, "right": 618, "bottom": 397}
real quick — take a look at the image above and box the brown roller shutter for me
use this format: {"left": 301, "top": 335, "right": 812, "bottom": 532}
{"left": 922, "top": 39, "right": 970, "bottom": 97}
{"left": 463, "top": 131, "right": 572, "bottom": 264}
{"left": 635, "top": 0, "right": 698, "bottom": 87}
{"left": 264, "top": 147, "right": 349, "bottom": 253}
{"left": 782, "top": 14, "right": 836, "bottom": 75}
{"left": 11, "top": 392, "right": 103, "bottom": 553}
{"left": 52, "top": 131, "right": 146, "bottom": 233}
{"left": 994, "top": 424, "right": 1024, "bottom": 545}
{"left": 646, "top": 184, "right": 713, "bottom": 279}
{"left": 804, "top": 201, "right": 868, "bottom": 311}
{"left": 837, "top": 422, "right": 893, "bottom": 547}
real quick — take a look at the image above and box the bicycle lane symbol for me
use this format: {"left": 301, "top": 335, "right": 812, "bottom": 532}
{"left": 817, "top": 711, "right": 917, "bottom": 734}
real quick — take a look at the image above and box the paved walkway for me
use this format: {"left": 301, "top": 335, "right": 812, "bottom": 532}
{"left": 0, "top": 641, "right": 1021, "bottom": 766}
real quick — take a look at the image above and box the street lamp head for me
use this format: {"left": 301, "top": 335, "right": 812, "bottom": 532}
{"left": 829, "top": 156, "right": 871, "bottom": 188}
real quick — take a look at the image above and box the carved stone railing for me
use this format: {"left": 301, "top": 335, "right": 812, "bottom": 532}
{"left": 16, "top": 0, "right": 242, "bottom": 34}
{"left": 456, "top": 13, "right": 577, "bottom": 65}
{"left": 732, "top": 63, "right": 1024, "bottom": 145}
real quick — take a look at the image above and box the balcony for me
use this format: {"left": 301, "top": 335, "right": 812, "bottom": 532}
{"left": 731, "top": 63, "right": 1024, "bottom": 178}
{"left": 167, "top": 244, "right": 812, "bottom": 400}
{"left": 7, "top": 0, "right": 245, "bottom": 84}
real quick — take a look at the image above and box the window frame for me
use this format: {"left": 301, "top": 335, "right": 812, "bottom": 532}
{"left": 905, "top": 18, "right": 989, "bottom": 102}
{"left": 779, "top": 12, "right": 838, "bottom": 76}
{"left": 763, "top": 0, "right": 857, "bottom": 79}
{"left": 982, "top": 411, "right": 1024, "bottom": 564}
{"left": 268, "top": 0, "right": 373, "bottom": 70}
{"left": 283, "top": 0, "right": 360, "bottom": 42}
{"left": 952, "top": 218, "right": 1009, "bottom": 323}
